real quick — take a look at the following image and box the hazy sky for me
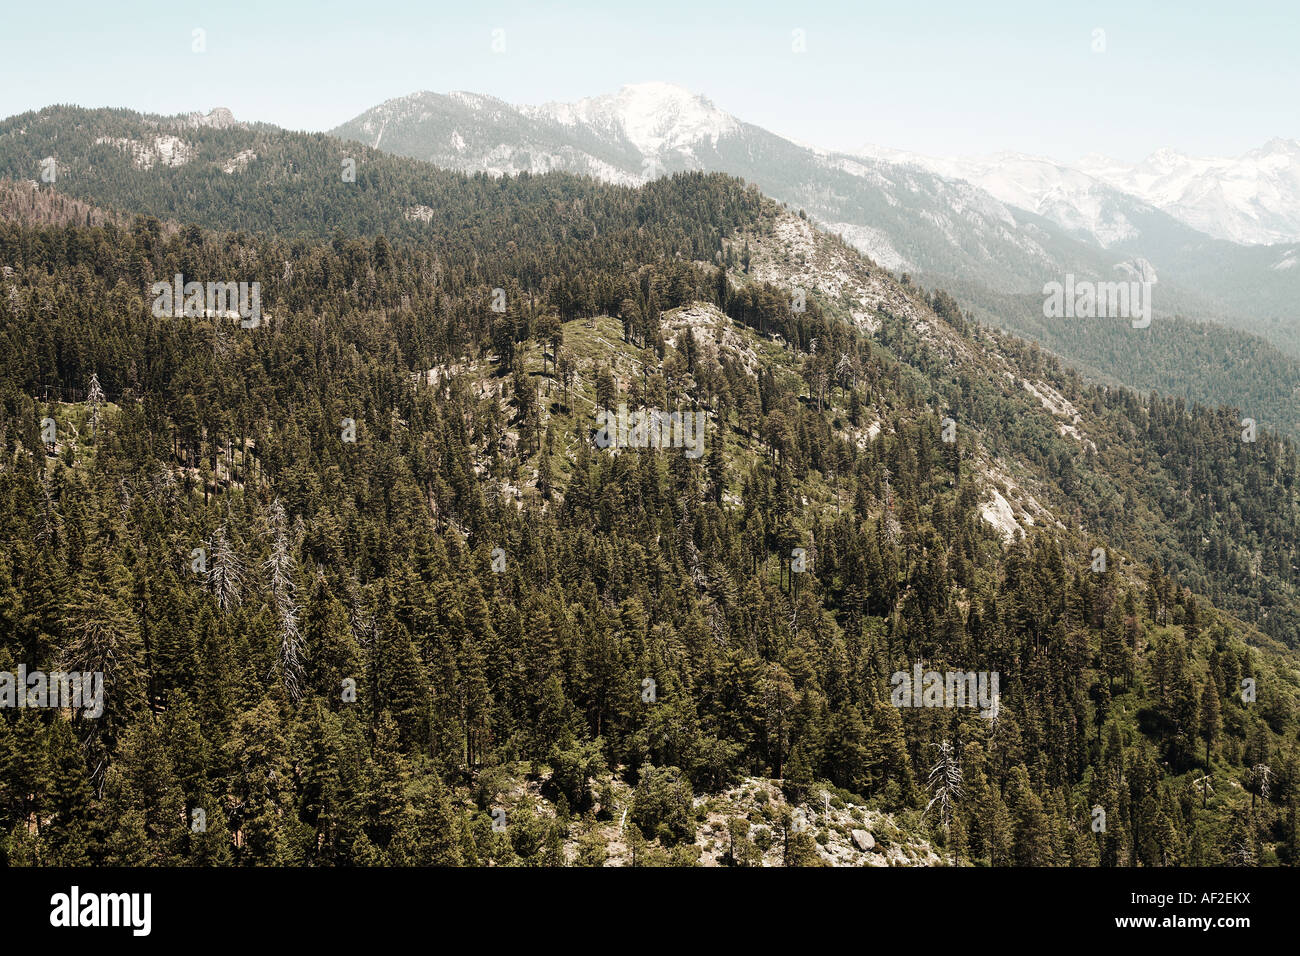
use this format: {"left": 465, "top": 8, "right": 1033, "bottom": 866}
{"left": 3, "top": 0, "right": 1296, "bottom": 161}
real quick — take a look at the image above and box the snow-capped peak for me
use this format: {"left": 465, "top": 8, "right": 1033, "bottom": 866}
{"left": 528, "top": 82, "right": 738, "bottom": 155}
{"left": 857, "top": 138, "right": 1300, "bottom": 246}
{"left": 1260, "top": 137, "right": 1300, "bottom": 151}
{"left": 1142, "top": 147, "right": 1186, "bottom": 171}
{"left": 1080, "top": 141, "right": 1300, "bottom": 244}
{"left": 851, "top": 145, "right": 1145, "bottom": 247}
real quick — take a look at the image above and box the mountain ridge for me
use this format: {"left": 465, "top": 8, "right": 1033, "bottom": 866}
{"left": 2, "top": 103, "right": 1299, "bottom": 869}
{"left": 327, "top": 84, "right": 1300, "bottom": 359}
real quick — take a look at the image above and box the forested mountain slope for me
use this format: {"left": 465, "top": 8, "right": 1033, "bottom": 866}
{"left": 933, "top": 276, "right": 1300, "bottom": 443}
{"left": 328, "top": 87, "right": 1300, "bottom": 415}
{"left": 728, "top": 214, "right": 1300, "bottom": 645}
{"left": 0, "top": 113, "right": 1298, "bottom": 866}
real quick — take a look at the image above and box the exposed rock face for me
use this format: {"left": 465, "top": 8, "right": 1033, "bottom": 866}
{"left": 221, "top": 149, "right": 257, "bottom": 174}
{"left": 181, "top": 107, "right": 239, "bottom": 130}
{"left": 94, "top": 135, "right": 193, "bottom": 170}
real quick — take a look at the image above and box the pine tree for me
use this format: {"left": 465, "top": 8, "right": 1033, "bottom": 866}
{"left": 1200, "top": 679, "right": 1221, "bottom": 769}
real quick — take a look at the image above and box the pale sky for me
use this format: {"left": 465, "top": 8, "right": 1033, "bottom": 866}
{"left": 2, "top": 0, "right": 1296, "bottom": 162}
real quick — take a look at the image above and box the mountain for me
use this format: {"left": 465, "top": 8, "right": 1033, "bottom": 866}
{"left": 529, "top": 82, "right": 740, "bottom": 162}
{"left": 329, "top": 86, "right": 1300, "bottom": 338}
{"left": 332, "top": 84, "right": 736, "bottom": 187}
{"left": 3, "top": 102, "right": 1300, "bottom": 869}
{"left": 2, "top": 103, "right": 1297, "bottom": 640}
{"left": 329, "top": 86, "right": 1300, "bottom": 439}
{"left": 332, "top": 84, "right": 1097, "bottom": 285}
{"left": 857, "top": 143, "right": 1300, "bottom": 356}
{"left": 853, "top": 146, "right": 1172, "bottom": 249}
{"left": 1, "top": 100, "right": 1295, "bottom": 443}
{"left": 1079, "top": 139, "right": 1300, "bottom": 246}
{"left": 2, "top": 102, "right": 1296, "bottom": 632}
{"left": 330, "top": 84, "right": 1300, "bottom": 276}
{"left": 856, "top": 140, "right": 1300, "bottom": 250}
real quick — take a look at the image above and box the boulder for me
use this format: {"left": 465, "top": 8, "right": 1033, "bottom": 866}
{"left": 851, "top": 829, "right": 875, "bottom": 852}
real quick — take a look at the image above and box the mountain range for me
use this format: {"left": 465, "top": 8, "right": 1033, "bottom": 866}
{"left": 1, "top": 96, "right": 1299, "bottom": 869}
{"left": 862, "top": 138, "right": 1300, "bottom": 248}
{"left": 1, "top": 94, "right": 1296, "bottom": 443}
{"left": 331, "top": 84, "right": 1300, "bottom": 360}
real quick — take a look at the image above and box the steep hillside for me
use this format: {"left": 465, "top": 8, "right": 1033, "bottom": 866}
{"left": 1, "top": 126, "right": 1299, "bottom": 867}
{"left": 728, "top": 212, "right": 1300, "bottom": 643}
{"left": 938, "top": 279, "right": 1300, "bottom": 444}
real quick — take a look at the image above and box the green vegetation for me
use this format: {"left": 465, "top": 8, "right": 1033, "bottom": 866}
{"left": 0, "top": 111, "right": 1297, "bottom": 867}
